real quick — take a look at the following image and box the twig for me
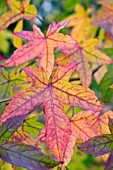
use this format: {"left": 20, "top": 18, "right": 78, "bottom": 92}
{"left": 0, "top": 97, "right": 12, "bottom": 103}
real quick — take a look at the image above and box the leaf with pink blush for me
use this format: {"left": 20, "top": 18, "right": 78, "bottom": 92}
{"left": 0, "top": 0, "right": 37, "bottom": 30}
{"left": 71, "top": 110, "right": 98, "bottom": 142}
{"left": 0, "top": 63, "right": 103, "bottom": 163}
{"left": 78, "top": 117, "right": 113, "bottom": 170}
{"left": 56, "top": 38, "right": 113, "bottom": 87}
{"left": 2, "top": 20, "right": 78, "bottom": 78}
{"left": 87, "top": 111, "right": 113, "bottom": 136}
{"left": 91, "top": 5, "right": 113, "bottom": 39}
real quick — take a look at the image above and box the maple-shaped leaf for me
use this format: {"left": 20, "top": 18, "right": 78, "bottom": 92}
{"left": 92, "top": 5, "right": 113, "bottom": 40}
{"left": 0, "top": 0, "right": 37, "bottom": 48}
{"left": 2, "top": 20, "right": 77, "bottom": 78}
{"left": 78, "top": 117, "right": 113, "bottom": 170}
{"left": 0, "top": 63, "right": 103, "bottom": 163}
{"left": 56, "top": 38, "right": 113, "bottom": 87}
{"left": 0, "top": 141, "right": 59, "bottom": 170}
{"left": 0, "top": 0, "right": 37, "bottom": 30}
{"left": 65, "top": 4, "right": 97, "bottom": 42}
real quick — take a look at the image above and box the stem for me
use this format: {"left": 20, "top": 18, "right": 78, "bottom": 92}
{"left": 37, "top": 16, "right": 46, "bottom": 28}
{"left": 0, "top": 97, "right": 12, "bottom": 103}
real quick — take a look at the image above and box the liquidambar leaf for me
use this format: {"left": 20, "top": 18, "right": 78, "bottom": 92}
{"left": 0, "top": 141, "right": 59, "bottom": 170}
{"left": 92, "top": 5, "right": 113, "bottom": 40}
{"left": 65, "top": 4, "right": 97, "bottom": 42}
{"left": 2, "top": 20, "right": 77, "bottom": 78}
{"left": 0, "top": 63, "right": 103, "bottom": 163}
{"left": 0, "top": 0, "right": 37, "bottom": 30}
{"left": 56, "top": 38, "right": 113, "bottom": 87}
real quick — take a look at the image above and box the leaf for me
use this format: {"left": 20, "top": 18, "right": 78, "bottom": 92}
{"left": 56, "top": 38, "right": 113, "bottom": 87}
{"left": 91, "top": 5, "right": 113, "bottom": 40}
{"left": 22, "top": 113, "right": 44, "bottom": 137}
{"left": 108, "top": 117, "right": 113, "bottom": 135}
{"left": 0, "top": 141, "right": 59, "bottom": 170}
{"left": 0, "top": 113, "right": 29, "bottom": 142}
{"left": 71, "top": 110, "right": 113, "bottom": 143}
{"left": 0, "top": 55, "right": 6, "bottom": 61}
{"left": 2, "top": 20, "right": 77, "bottom": 78}
{"left": 0, "top": 0, "right": 37, "bottom": 30}
{"left": 0, "top": 30, "right": 12, "bottom": 54}
{"left": 0, "top": 63, "right": 103, "bottom": 163}
{"left": 13, "top": 19, "right": 23, "bottom": 48}
{"left": 0, "top": 68, "right": 29, "bottom": 114}
{"left": 98, "top": 0, "right": 113, "bottom": 5}
{"left": 78, "top": 117, "right": 113, "bottom": 170}
{"left": 100, "top": 65, "right": 113, "bottom": 104}
{"left": 78, "top": 134, "right": 113, "bottom": 156}
{"left": 71, "top": 111, "right": 98, "bottom": 142}
{"left": 84, "top": 111, "right": 113, "bottom": 136}
{"left": 105, "top": 150, "right": 113, "bottom": 170}
{"left": 65, "top": 4, "right": 97, "bottom": 42}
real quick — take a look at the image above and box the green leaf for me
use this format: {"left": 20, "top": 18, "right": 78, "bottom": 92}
{"left": 78, "top": 134, "right": 113, "bottom": 156}
{"left": 0, "top": 113, "right": 29, "bottom": 142}
{"left": 0, "top": 141, "right": 59, "bottom": 170}
{"left": 100, "top": 65, "right": 113, "bottom": 104}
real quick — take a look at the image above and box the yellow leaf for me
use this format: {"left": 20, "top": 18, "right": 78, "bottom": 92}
{"left": 66, "top": 4, "right": 97, "bottom": 42}
{"left": 13, "top": 19, "right": 23, "bottom": 48}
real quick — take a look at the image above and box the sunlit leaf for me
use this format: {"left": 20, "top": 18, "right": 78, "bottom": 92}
{"left": 2, "top": 20, "right": 78, "bottom": 78}
{"left": 56, "top": 38, "right": 112, "bottom": 87}
{"left": 0, "top": 0, "right": 37, "bottom": 30}
{"left": 13, "top": 19, "right": 23, "bottom": 48}
{"left": 71, "top": 111, "right": 98, "bottom": 142}
{"left": 0, "top": 63, "right": 103, "bottom": 163}
{"left": 0, "top": 30, "right": 12, "bottom": 54}
{"left": 65, "top": 4, "right": 97, "bottom": 42}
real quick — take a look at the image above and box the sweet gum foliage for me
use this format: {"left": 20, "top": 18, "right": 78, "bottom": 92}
{"left": 0, "top": 0, "right": 113, "bottom": 170}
